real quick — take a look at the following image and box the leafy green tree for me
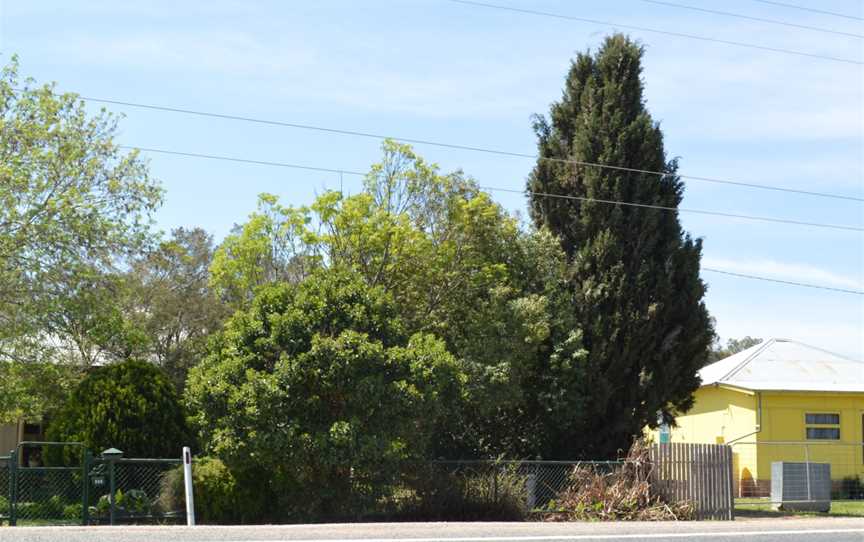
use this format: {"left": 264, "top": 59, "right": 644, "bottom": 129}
{"left": 123, "top": 228, "right": 228, "bottom": 387}
{"left": 186, "top": 268, "right": 466, "bottom": 519}
{"left": 44, "top": 228, "right": 227, "bottom": 389}
{"left": 0, "top": 58, "right": 162, "bottom": 420}
{"left": 209, "top": 141, "right": 575, "bottom": 458}
{"left": 45, "top": 360, "right": 189, "bottom": 458}
{"left": 528, "top": 34, "right": 713, "bottom": 458}
{"left": 708, "top": 336, "right": 762, "bottom": 362}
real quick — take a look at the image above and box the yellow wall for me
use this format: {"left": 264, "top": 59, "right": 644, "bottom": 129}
{"left": 754, "top": 392, "right": 864, "bottom": 482}
{"left": 662, "top": 387, "right": 864, "bottom": 494}
{"left": 654, "top": 386, "right": 757, "bottom": 445}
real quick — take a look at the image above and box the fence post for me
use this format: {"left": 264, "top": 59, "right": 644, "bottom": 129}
{"left": 525, "top": 464, "right": 536, "bottom": 510}
{"left": 108, "top": 459, "right": 116, "bottom": 526}
{"left": 726, "top": 446, "right": 735, "bottom": 520}
{"left": 8, "top": 449, "right": 16, "bottom": 527}
{"left": 101, "top": 448, "right": 123, "bottom": 526}
{"left": 82, "top": 449, "right": 91, "bottom": 525}
{"left": 492, "top": 464, "right": 499, "bottom": 504}
{"left": 183, "top": 447, "right": 195, "bottom": 526}
{"left": 804, "top": 444, "right": 812, "bottom": 502}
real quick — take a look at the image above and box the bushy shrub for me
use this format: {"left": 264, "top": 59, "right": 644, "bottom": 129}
{"left": 395, "top": 463, "right": 528, "bottom": 521}
{"left": 43, "top": 495, "right": 65, "bottom": 517}
{"left": 63, "top": 502, "right": 83, "bottom": 519}
{"left": 117, "top": 489, "right": 150, "bottom": 516}
{"left": 186, "top": 269, "right": 466, "bottom": 521}
{"left": 834, "top": 476, "right": 864, "bottom": 500}
{"left": 158, "top": 457, "right": 267, "bottom": 523}
{"left": 45, "top": 360, "right": 190, "bottom": 461}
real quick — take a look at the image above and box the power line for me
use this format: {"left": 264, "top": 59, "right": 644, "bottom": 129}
{"left": 119, "top": 146, "right": 367, "bottom": 177}
{"left": 124, "top": 145, "right": 864, "bottom": 233}
{"left": 23, "top": 89, "right": 862, "bottom": 203}
{"left": 125, "top": 145, "right": 864, "bottom": 294}
{"left": 638, "top": 0, "right": 863, "bottom": 39}
{"left": 446, "top": 0, "right": 864, "bottom": 65}
{"left": 751, "top": 0, "right": 864, "bottom": 22}
{"left": 484, "top": 186, "right": 863, "bottom": 232}
{"left": 702, "top": 268, "right": 864, "bottom": 295}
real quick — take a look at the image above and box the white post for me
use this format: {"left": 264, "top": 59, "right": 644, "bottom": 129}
{"left": 183, "top": 446, "right": 196, "bottom": 526}
{"left": 804, "top": 444, "right": 811, "bottom": 503}
{"left": 525, "top": 468, "right": 536, "bottom": 510}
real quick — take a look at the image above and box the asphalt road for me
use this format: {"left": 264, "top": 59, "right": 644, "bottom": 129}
{"left": 1, "top": 518, "right": 862, "bottom": 542}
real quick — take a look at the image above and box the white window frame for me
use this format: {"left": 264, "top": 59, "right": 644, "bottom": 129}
{"left": 804, "top": 412, "right": 840, "bottom": 441}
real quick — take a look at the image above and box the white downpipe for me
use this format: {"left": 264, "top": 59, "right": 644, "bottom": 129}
{"left": 727, "top": 391, "right": 763, "bottom": 445}
{"left": 183, "top": 446, "right": 196, "bottom": 526}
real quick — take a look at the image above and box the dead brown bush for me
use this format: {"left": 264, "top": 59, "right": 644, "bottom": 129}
{"left": 543, "top": 440, "right": 694, "bottom": 521}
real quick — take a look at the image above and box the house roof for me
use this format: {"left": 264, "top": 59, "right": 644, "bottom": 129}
{"left": 698, "top": 338, "right": 864, "bottom": 393}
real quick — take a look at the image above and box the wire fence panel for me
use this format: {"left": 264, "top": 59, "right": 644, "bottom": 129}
{"left": 0, "top": 456, "right": 9, "bottom": 522}
{"left": 731, "top": 441, "right": 864, "bottom": 510}
{"left": 7, "top": 443, "right": 88, "bottom": 526}
{"left": 13, "top": 467, "right": 84, "bottom": 524}
{"left": 87, "top": 458, "right": 184, "bottom": 524}
{"left": 0, "top": 443, "right": 185, "bottom": 526}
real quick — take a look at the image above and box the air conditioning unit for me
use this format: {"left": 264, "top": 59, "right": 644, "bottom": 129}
{"left": 771, "top": 462, "right": 831, "bottom": 512}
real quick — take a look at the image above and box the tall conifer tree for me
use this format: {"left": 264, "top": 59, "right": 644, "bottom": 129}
{"left": 529, "top": 34, "right": 713, "bottom": 458}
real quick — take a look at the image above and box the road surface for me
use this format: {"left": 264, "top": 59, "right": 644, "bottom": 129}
{"left": 1, "top": 518, "right": 862, "bottom": 542}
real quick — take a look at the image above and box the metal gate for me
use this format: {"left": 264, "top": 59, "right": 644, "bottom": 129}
{"left": 2, "top": 442, "right": 184, "bottom": 526}
{"left": 8, "top": 441, "right": 88, "bottom": 525}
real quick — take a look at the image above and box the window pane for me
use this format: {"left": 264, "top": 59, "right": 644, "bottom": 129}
{"left": 805, "top": 413, "right": 839, "bottom": 425}
{"left": 806, "top": 427, "right": 840, "bottom": 440}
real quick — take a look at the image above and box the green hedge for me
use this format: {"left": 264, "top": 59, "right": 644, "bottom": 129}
{"left": 159, "top": 457, "right": 267, "bottom": 523}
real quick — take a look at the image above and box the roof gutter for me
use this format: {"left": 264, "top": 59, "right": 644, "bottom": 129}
{"left": 727, "top": 391, "right": 762, "bottom": 445}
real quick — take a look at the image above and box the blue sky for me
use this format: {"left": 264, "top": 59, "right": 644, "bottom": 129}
{"left": 2, "top": 0, "right": 862, "bottom": 356}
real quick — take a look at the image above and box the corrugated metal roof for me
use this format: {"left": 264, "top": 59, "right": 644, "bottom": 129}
{"left": 698, "top": 338, "right": 864, "bottom": 393}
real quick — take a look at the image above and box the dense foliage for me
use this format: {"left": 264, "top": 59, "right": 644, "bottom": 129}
{"left": 0, "top": 57, "right": 162, "bottom": 421}
{"left": 208, "top": 141, "right": 577, "bottom": 459}
{"left": 45, "top": 360, "right": 189, "bottom": 458}
{"left": 159, "top": 457, "right": 267, "bottom": 524}
{"left": 2, "top": 39, "right": 721, "bottom": 521}
{"left": 528, "top": 34, "right": 713, "bottom": 457}
{"left": 187, "top": 268, "right": 467, "bottom": 519}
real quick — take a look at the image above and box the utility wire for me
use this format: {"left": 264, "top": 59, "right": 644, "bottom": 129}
{"left": 123, "top": 145, "right": 864, "bottom": 233}
{"left": 751, "top": 0, "right": 864, "bottom": 22}
{"left": 483, "top": 186, "right": 863, "bottom": 232}
{"left": 446, "top": 0, "right": 864, "bottom": 65}
{"left": 119, "top": 146, "right": 367, "bottom": 177}
{"left": 125, "top": 145, "right": 864, "bottom": 294}
{"left": 702, "top": 268, "right": 864, "bottom": 295}
{"left": 638, "top": 0, "right": 863, "bottom": 39}
{"left": 22, "top": 89, "right": 861, "bottom": 203}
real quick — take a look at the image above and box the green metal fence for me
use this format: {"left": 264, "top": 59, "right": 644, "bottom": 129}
{"left": 2, "top": 442, "right": 184, "bottom": 526}
{"left": 86, "top": 457, "right": 184, "bottom": 524}
{"left": 0, "top": 455, "right": 9, "bottom": 522}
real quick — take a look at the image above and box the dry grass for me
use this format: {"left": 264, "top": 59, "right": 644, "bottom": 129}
{"left": 544, "top": 440, "right": 694, "bottom": 521}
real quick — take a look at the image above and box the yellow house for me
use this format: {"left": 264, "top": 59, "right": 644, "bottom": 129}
{"left": 655, "top": 338, "right": 864, "bottom": 496}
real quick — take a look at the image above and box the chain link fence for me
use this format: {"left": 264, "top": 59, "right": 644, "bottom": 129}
{"left": 328, "top": 458, "right": 702, "bottom": 521}
{"left": 86, "top": 458, "right": 184, "bottom": 524}
{"left": 0, "top": 455, "right": 9, "bottom": 522}
{"left": 731, "top": 441, "right": 864, "bottom": 511}
{"left": 2, "top": 445, "right": 735, "bottom": 524}
{"left": 1, "top": 443, "right": 185, "bottom": 526}
{"left": 423, "top": 460, "right": 623, "bottom": 513}
{"left": 12, "top": 465, "right": 85, "bottom": 524}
